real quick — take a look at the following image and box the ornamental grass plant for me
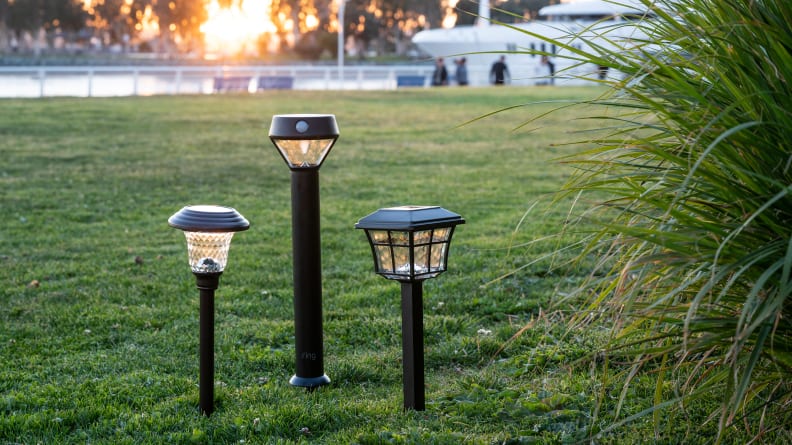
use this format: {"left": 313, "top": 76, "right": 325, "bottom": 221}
{"left": 513, "top": 0, "right": 792, "bottom": 441}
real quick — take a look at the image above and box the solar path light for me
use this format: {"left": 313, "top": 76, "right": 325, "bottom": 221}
{"left": 355, "top": 206, "right": 465, "bottom": 410}
{"left": 168, "top": 205, "right": 250, "bottom": 416}
{"left": 269, "top": 114, "right": 338, "bottom": 388}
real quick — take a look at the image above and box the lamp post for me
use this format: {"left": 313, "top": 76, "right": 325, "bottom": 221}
{"left": 269, "top": 114, "right": 338, "bottom": 389}
{"left": 338, "top": 0, "right": 346, "bottom": 88}
{"left": 168, "top": 205, "right": 250, "bottom": 416}
{"left": 355, "top": 206, "right": 464, "bottom": 410}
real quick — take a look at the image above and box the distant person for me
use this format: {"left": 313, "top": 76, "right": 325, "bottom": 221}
{"left": 597, "top": 65, "right": 609, "bottom": 80}
{"left": 547, "top": 56, "right": 556, "bottom": 84}
{"left": 455, "top": 58, "right": 469, "bottom": 86}
{"left": 490, "top": 56, "right": 509, "bottom": 85}
{"left": 431, "top": 57, "right": 448, "bottom": 86}
{"left": 541, "top": 55, "right": 556, "bottom": 85}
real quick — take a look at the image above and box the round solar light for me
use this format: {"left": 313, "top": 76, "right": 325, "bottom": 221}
{"left": 169, "top": 204, "right": 249, "bottom": 415}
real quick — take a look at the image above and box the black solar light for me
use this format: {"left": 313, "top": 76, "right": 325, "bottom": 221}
{"left": 269, "top": 114, "right": 339, "bottom": 389}
{"left": 355, "top": 206, "right": 465, "bottom": 410}
{"left": 168, "top": 205, "right": 249, "bottom": 416}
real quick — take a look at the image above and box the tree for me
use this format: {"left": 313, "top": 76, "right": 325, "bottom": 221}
{"left": 490, "top": 0, "right": 552, "bottom": 21}
{"left": 338, "top": 0, "right": 448, "bottom": 56}
{"left": 4, "top": 0, "right": 87, "bottom": 52}
{"left": 0, "top": 0, "right": 10, "bottom": 49}
{"left": 150, "top": 0, "right": 206, "bottom": 44}
{"left": 82, "top": 0, "right": 206, "bottom": 50}
{"left": 6, "top": 0, "right": 44, "bottom": 34}
{"left": 85, "top": 0, "right": 133, "bottom": 45}
{"left": 445, "top": 0, "right": 553, "bottom": 27}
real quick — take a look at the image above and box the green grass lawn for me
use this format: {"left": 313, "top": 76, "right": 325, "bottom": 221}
{"left": 0, "top": 87, "right": 727, "bottom": 444}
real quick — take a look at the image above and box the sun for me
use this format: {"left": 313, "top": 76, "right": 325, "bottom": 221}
{"left": 200, "top": 0, "right": 277, "bottom": 58}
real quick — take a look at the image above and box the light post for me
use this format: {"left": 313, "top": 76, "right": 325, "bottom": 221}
{"left": 355, "top": 206, "right": 465, "bottom": 410}
{"left": 269, "top": 114, "right": 338, "bottom": 389}
{"left": 168, "top": 205, "right": 250, "bottom": 416}
{"left": 338, "top": 0, "right": 346, "bottom": 88}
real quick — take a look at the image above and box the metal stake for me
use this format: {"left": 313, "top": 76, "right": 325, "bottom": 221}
{"left": 401, "top": 280, "right": 425, "bottom": 410}
{"left": 195, "top": 273, "right": 220, "bottom": 416}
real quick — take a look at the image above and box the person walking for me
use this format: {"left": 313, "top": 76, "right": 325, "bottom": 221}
{"left": 490, "top": 56, "right": 509, "bottom": 85}
{"left": 540, "top": 55, "right": 556, "bottom": 85}
{"left": 455, "top": 58, "right": 469, "bottom": 86}
{"left": 431, "top": 57, "right": 449, "bottom": 86}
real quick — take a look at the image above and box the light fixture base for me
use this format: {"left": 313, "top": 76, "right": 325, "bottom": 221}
{"left": 289, "top": 374, "right": 331, "bottom": 389}
{"left": 193, "top": 272, "right": 221, "bottom": 290}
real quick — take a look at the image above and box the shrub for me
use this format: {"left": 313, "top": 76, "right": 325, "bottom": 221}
{"left": 518, "top": 0, "right": 792, "bottom": 441}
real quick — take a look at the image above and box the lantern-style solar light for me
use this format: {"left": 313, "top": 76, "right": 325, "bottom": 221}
{"left": 269, "top": 114, "right": 338, "bottom": 389}
{"left": 355, "top": 206, "right": 464, "bottom": 410}
{"left": 168, "top": 205, "right": 250, "bottom": 416}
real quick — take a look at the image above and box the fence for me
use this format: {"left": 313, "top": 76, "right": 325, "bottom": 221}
{"left": 0, "top": 65, "right": 447, "bottom": 98}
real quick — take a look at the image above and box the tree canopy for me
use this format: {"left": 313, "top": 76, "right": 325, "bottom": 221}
{"left": 0, "top": 0, "right": 552, "bottom": 55}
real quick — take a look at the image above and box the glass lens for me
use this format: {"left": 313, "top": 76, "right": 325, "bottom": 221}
{"left": 370, "top": 230, "right": 390, "bottom": 243}
{"left": 183, "top": 231, "right": 234, "bottom": 273}
{"left": 414, "top": 230, "right": 432, "bottom": 245}
{"left": 393, "top": 246, "right": 411, "bottom": 275}
{"left": 432, "top": 227, "right": 451, "bottom": 242}
{"left": 413, "top": 245, "right": 429, "bottom": 274}
{"left": 430, "top": 241, "right": 449, "bottom": 271}
{"left": 390, "top": 231, "right": 410, "bottom": 246}
{"left": 374, "top": 245, "right": 393, "bottom": 273}
{"left": 274, "top": 138, "right": 335, "bottom": 168}
{"left": 366, "top": 227, "right": 456, "bottom": 281}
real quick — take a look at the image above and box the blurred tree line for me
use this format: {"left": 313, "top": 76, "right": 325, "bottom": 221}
{"left": 0, "top": 0, "right": 551, "bottom": 58}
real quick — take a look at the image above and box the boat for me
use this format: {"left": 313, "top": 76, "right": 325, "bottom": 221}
{"left": 411, "top": 0, "right": 652, "bottom": 85}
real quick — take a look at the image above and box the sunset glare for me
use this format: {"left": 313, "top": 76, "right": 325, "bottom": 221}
{"left": 200, "top": 0, "right": 277, "bottom": 58}
{"left": 441, "top": 0, "right": 459, "bottom": 29}
{"left": 80, "top": 0, "right": 451, "bottom": 59}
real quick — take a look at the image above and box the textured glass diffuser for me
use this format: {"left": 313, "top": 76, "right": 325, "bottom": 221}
{"left": 356, "top": 206, "right": 464, "bottom": 282}
{"left": 183, "top": 231, "right": 234, "bottom": 273}
{"left": 168, "top": 205, "right": 250, "bottom": 275}
{"left": 269, "top": 114, "right": 339, "bottom": 169}
{"left": 367, "top": 227, "right": 453, "bottom": 280}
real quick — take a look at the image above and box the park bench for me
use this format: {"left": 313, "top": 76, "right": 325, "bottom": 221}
{"left": 396, "top": 75, "right": 427, "bottom": 88}
{"left": 213, "top": 76, "right": 252, "bottom": 93}
{"left": 257, "top": 76, "right": 294, "bottom": 90}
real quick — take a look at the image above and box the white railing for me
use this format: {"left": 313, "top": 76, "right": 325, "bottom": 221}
{"left": 0, "top": 65, "right": 445, "bottom": 98}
